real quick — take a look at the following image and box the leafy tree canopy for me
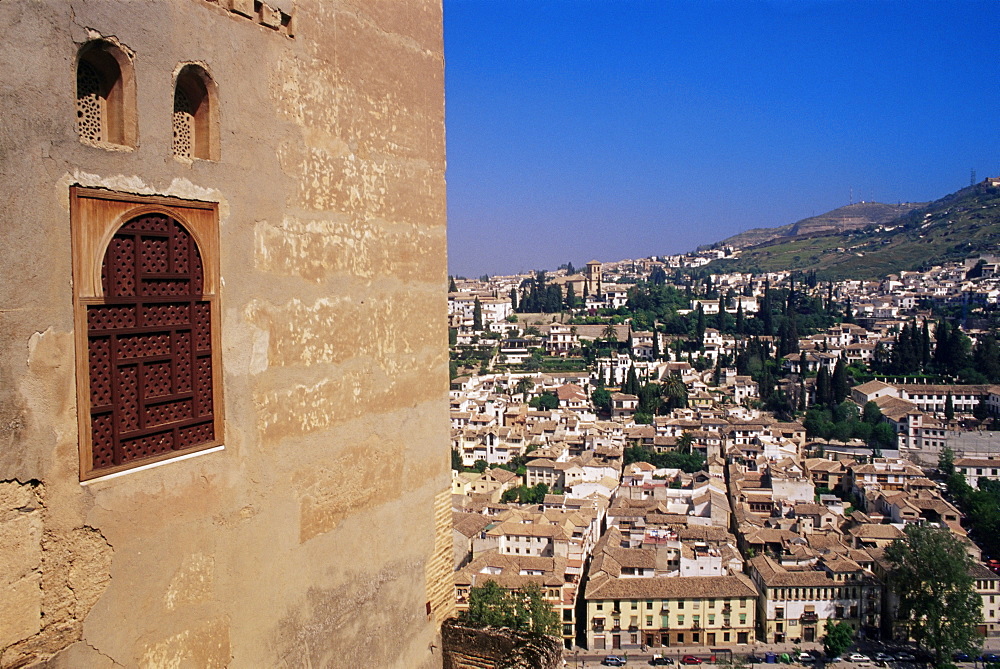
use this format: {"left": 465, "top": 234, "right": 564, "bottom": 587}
{"left": 528, "top": 392, "right": 559, "bottom": 410}
{"left": 823, "top": 619, "right": 854, "bottom": 659}
{"left": 460, "top": 580, "right": 561, "bottom": 636}
{"left": 885, "top": 524, "right": 982, "bottom": 665}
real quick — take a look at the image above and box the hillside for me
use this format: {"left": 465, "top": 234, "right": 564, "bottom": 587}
{"left": 706, "top": 201, "right": 925, "bottom": 250}
{"left": 705, "top": 181, "right": 1000, "bottom": 281}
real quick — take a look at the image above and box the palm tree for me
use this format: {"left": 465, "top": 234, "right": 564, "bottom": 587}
{"left": 515, "top": 377, "right": 532, "bottom": 402}
{"left": 676, "top": 431, "right": 694, "bottom": 454}
{"left": 602, "top": 322, "right": 619, "bottom": 347}
{"left": 661, "top": 374, "right": 688, "bottom": 411}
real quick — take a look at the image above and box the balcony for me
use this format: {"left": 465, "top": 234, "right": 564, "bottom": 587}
{"left": 722, "top": 605, "right": 732, "bottom": 614}
{"left": 723, "top": 620, "right": 731, "bottom": 628}
{"left": 801, "top": 612, "right": 818, "bottom": 623}
{"left": 593, "top": 625, "right": 605, "bottom": 633}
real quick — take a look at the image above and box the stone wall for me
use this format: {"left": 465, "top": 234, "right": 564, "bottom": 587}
{"left": 441, "top": 621, "right": 564, "bottom": 669}
{"left": 0, "top": 1, "right": 450, "bottom": 666}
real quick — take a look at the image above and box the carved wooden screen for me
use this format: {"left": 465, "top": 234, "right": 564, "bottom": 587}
{"left": 87, "top": 213, "right": 214, "bottom": 470}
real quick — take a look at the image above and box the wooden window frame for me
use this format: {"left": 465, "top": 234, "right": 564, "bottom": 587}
{"left": 71, "top": 186, "right": 223, "bottom": 481}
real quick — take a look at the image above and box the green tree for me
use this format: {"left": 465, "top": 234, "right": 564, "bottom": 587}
{"left": 885, "top": 524, "right": 983, "bottom": 666}
{"left": 515, "top": 377, "right": 532, "bottom": 402}
{"left": 862, "top": 400, "right": 883, "bottom": 426}
{"left": 945, "top": 392, "right": 955, "bottom": 421}
{"left": 815, "top": 366, "right": 831, "bottom": 407}
{"left": 870, "top": 423, "right": 897, "bottom": 451}
{"left": 592, "top": 386, "right": 612, "bottom": 414}
{"left": 676, "top": 431, "right": 694, "bottom": 454}
{"left": 602, "top": 322, "right": 619, "bottom": 348}
{"left": 939, "top": 446, "right": 956, "bottom": 477}
{"left": 661, "top": 374, "right": 688, "bottom": 410}
{"left": 528, "top": 392, "right": 559, "bottom": 411}
{"left": 473, "top": 297, "right": 483, "bottom": 330}
{"left": 831, "top": 358, "right": 849, "bottom": 405}
{"left": 823, "top": 619, "right": 854, "bottom": 659}
{"left": 460, "top": 580, "right": 561, "bottom": 636}
{"left": 565, "top": 282, "right": 578, "bottom": 310}
{"left": 451, "top": 448, "right": 463, "bottom": 471}
{"left": 622, "top": 365, "right": 640, "bottom": 395}
{"left": 448, "top": 276, "right": 457, "bottom": 292}
{"left": 519, "top": 582, "right": 561, "bottom": 635}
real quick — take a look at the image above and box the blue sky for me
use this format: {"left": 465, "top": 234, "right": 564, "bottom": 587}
{"left": 443, "top": 0, "right": 1000, "bottom": 278}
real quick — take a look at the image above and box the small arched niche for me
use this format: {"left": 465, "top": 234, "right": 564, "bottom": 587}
{"left": 76, "top": 40, "right": 136, "bottom": 147}
{"left": 172, "top": 64, "right": 219, "bottom": 161}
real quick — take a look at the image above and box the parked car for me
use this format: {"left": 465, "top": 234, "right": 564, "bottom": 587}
{"left": 745, "top": 655, "right": 765, "bottom": 664}
{"left": 798, "top": 652, "right": 816, "bottom": 663}
{"left": 650, "top": 658, "right": 674, "bottom": 666}
{"left": 952, "top": 652, "right": 972, "bottom": 662}
{"left": 681, "top": 656, "right": 703, "bottom": 665}
{"left": 847, "top": 653, "right": 871, "bottom": 663}
{"left": 893, "top": 651, "right": 915, "bottom": 662}
{"left": 602, "top": 656, "right": 627, "bottom": 667}
{"left": 980, "top": 653, "right": 1000, "bottom": 664}
{"left": 873, "top": 653, "right": 894, "bottom": 662}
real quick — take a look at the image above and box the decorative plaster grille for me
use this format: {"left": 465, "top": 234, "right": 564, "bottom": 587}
{"left": 87, "top": 214, "right": 214, "bottom": 470}
{"left": 172, "top": 87, "right": 193, "bottom": 159}
{"left": 76, "top": 59, "right": 104, "bottom": 142}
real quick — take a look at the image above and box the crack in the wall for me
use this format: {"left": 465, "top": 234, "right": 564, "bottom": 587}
{"left": 85, "top": 640, "right": 125, "bottom": 667}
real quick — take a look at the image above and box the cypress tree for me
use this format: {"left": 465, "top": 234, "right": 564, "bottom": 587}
{"left": 473, "top": 297, "right": 483, "bottom": 330}
{"left": 921, "top": 321, "right": 932, "bottom": 370}
{"left": 623, "top": 365, "right": 639, "bottom": 395}
{"left": 695, "top": 305, "right": 706, "bottom": 347}
{"left": 816, "top": 366, "right": 831, "bottom": 407}
{"left": 832, "top": 357, "right": 849, "bottom": 405}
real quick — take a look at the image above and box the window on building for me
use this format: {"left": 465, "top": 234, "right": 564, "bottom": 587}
{"left": 173, "top": 64, "right": 219, "bottom": 161}
{"left": 76, "top": 40, "right": 136, "bottom": 147}
{"left": 72, "top": 188, "right": 222, "bottom": 479}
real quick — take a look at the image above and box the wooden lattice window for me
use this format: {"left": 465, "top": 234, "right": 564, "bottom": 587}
{"left": 87, "top": 214, "right": 214, "bottom": 470}
{"left": 72, "top": 188, "right": 221, "bottom": 480}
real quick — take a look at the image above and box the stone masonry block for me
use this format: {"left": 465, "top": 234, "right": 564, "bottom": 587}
{"left": 0, "top": 512, "right": 43, "bottom": 585}
{"left": 225, "top": 0, "right": 255, "bottom": 18}
{"left": 0, "top": 574, "right": 42, "bottom": 648}
{"left": 260, "top": 3, "right": 282, "bottom": 29}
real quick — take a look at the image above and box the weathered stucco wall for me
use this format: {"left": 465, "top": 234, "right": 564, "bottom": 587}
{"left": 0, "top": 1, "right": 451, "bottom": 666}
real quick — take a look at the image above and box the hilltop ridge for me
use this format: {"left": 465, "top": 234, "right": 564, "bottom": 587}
{"left": 702, "top": 201, "right": 926, "bottom": 251}
{"left": 704, "top": 180, "right": 1000, "bottom": 280}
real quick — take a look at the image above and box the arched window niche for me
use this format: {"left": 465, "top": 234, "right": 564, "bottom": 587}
{"left": 172, "top": 64, "right": 219, "bottom": 161}
{"left": 76, "top": 40, "right": 137, "bottom": 147}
